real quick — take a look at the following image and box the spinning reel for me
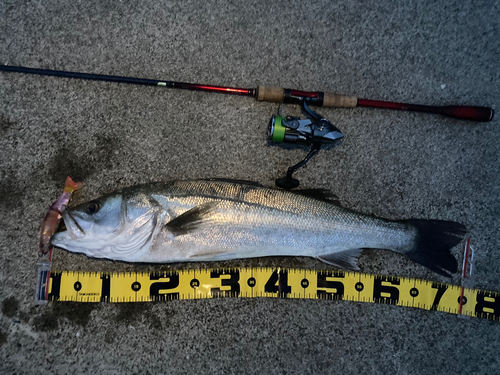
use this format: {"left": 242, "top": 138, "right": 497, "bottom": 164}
{"left": 268, "top": 100, "right": 344, "bottom": 189}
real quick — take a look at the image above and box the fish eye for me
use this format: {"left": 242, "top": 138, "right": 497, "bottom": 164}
{"left": 86, "top": 201, "right": 101, "bottom": 214}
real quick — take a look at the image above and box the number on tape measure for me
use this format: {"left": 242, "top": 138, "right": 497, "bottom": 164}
{"left": 373, "top": 276, "right": 400, "bottom": 305}
{"left": 264, "top": 269, "right": 291, "bottom": 297}
{"left": 150, "top": 271, "right": 180, "bottom": 301}
{"left": 317, "top": 271, "right": 345, "bottom": 300}
{"left": 475, "top": 291, "right": 500, "bottom": 318}
{"left": 430, "top": 283, "right": 448, "bottom": 310}
{"left": 210, "top": 269, "right": 240, "bottom": 297}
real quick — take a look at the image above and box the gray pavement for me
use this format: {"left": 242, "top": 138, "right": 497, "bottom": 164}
{"left": 1, "top": 0, "right": 499, "bottom": 374}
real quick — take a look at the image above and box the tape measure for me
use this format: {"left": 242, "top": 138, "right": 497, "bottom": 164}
{"left": 37, "top": 267, "right": 499, "bottom": 321}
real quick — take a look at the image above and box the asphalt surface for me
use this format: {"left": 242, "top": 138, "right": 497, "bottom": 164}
{"left": 1, "top": 1, "right": 499, "bottom": 374}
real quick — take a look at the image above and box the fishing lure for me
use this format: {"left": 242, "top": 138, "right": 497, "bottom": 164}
{"left": 39, "top": 177, "right": 82, "bottom": 255}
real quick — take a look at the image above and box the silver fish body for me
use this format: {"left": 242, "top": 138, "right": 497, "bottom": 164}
{"left": 51, "top": 179, "right": 466, "bottom": 276}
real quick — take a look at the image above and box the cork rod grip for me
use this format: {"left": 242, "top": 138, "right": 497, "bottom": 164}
{"left": 256, "top": 86, "right": 285, "bottom": 102}
{"left": 323, "top": 92, "right": 358, "bottom": 108}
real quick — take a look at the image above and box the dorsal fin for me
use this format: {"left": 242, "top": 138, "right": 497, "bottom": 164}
{"left": 202, "top": 179, "right": 340, "bottom": 204}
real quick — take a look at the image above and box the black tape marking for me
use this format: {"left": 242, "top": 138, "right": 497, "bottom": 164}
{"left": 48, "top": 272, "right": 62, "bottom": 301}
{"left": 131, "top": 281, "right": 141, "bottom": 292}
{"left": 317, "top": 271, "right": 345, "bottom": 300}
{"left": 301, "top": 278, "right": 309, "bottom": 288}
{"left": 373, "top": 276, "right": 400, "bottom": 305}
{"left": 210, "top": 269, "right": 240, "bottom": 297}
{"left": 190, "top": 278, "right": 200, "bottom": 289}
{"left": 100, "top": 274, "right": 111, "bottom": 302}
{"left": 475, "top": 291, "right": 500, "bottom": 320}
{"left": 150, "top": 271, "right": 180, "bottom": 301}
{"left": 74, "top": 281, "right": 82, "bottom": 292}
{"left": 264, "top": 269, "right": 291, "bottom": 298}
{"left": 247, "top": 277, "right": 256, "bottom": 288}
{"left": 430, "top": 283, "right": 448, "bottom": 311}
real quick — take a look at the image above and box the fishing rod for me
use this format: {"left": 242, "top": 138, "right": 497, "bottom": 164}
{"left": 0, "top": 65, "right": 494, "bottom": 121}
{"left": 1, "top": 64, "right": 494, "bottom": 189}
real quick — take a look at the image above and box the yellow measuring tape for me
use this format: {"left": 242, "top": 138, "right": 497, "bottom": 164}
{"left": 44, "top": 268, "right": 499, "bottom": 321}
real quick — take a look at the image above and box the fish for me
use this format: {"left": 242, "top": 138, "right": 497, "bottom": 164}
{"left": 39, "top": 176, "right": 82, "bottom": 254}
{"left": 51, "top": 179, "right": 466, "bottom": 277}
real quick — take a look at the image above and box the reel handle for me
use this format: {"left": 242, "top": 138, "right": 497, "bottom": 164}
{"left": 275, "top": 169, "right": 300, "bottom": 190}
{"left": 275, "top": 145, "right": 321, "bottom": 189}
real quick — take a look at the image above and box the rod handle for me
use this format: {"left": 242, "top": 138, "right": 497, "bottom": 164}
{"left": 256, "top": 86, "right": 285, "bottom": 102}
{"left": 256, "top": 86, "right": 358, "bottom": 107}
{"left": 323, "top": 92, "right": 358, "bottom": 108}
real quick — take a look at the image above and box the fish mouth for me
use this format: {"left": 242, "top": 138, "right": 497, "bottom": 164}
{"left": 60, "top": 210, "right": 86, "bottom": 240}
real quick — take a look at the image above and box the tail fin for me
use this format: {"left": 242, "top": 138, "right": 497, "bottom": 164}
{"left": 402, "top": 219, "right": 466, "bottom": 277}
{"left": 64, "top": 176, "right": 83, "bottom": 193}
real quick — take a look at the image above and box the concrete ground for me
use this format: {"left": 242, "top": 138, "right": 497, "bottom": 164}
{"left": 1, "top": 0, "right": 499, "bottom": 374}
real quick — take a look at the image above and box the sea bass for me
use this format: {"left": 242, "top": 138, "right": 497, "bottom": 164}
{"left": 51, "top": 179, "right": 466, "bottom": 277}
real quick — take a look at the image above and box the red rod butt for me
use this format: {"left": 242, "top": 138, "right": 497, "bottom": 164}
{"left": 438, "top": 106, "right": 494, "bottom": 122}
{"left": 358, "top": 99, "right": 494, "bottom": 122}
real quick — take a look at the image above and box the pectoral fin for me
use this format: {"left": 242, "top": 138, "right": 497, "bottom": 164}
{"left": 317, "top": 249, "right": 364, "bottom": 270}
{"left": 165, "top": 202, "right": 218, "bottom": 236}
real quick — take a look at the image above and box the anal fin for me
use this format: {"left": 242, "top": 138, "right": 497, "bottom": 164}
{"left": 317, "top": 249, "right": 363, "bottom": 271}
